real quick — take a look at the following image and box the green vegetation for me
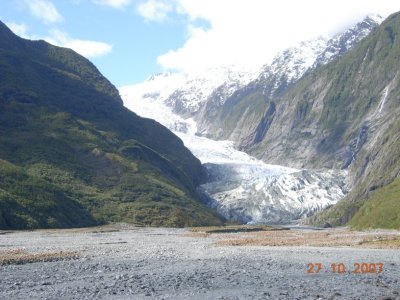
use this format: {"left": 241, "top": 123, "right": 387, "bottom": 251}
{"left": 349, "top": 178, "right": 400, "bottom": 230}
{"left": 0, "top": 249, "right": 79, "bottom": 266}
{"left": 0, "top": 21, "right": 224, "bottom": 229}
{"left": 220, "top": 91, "right": 266, "bottom": 135}
{"left": 283, "top": 12, "right": 400, "bottom": 228}
{"left": 192, "top": 12, "right": 400, "bottom": 229}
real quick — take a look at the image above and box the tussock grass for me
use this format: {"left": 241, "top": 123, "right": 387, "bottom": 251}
{"left": 212, "top": 228, "right": 400, "bottom": 248}
{"left": 188, "top": 224, "right": 284, "bottom": 234}
{"left": 0, "top": 249, "right": 79, "bottom": 265}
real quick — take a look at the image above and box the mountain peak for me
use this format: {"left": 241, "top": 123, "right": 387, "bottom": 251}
{"left": 146, "top": 72, "right": 173, "bottom": 81}
{"left": 365, "top": 14, "right": 384, "bottom": 24}
{"left": 312, "top": 14, "right": 380, "bottom": 68}
{"left": 0, "top": 20, "right": 23, "bottom": 51}
{"left": 0, "top": 20, "right": 9, "bottom": 30}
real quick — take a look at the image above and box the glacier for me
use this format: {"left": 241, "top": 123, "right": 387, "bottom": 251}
{"left": 120, "top": 75, "right": 348, "bottom": 224}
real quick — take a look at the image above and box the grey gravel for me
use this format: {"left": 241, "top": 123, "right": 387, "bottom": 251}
{"left": 0, "top": 225, "right": 399, "bottom": 300}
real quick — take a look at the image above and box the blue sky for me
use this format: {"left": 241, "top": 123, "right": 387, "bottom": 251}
{"left": 0, "top": 0, "right": 192, "bottom": 85}
{"left": 1, "top": 0, "right": 400, "bottom": 87}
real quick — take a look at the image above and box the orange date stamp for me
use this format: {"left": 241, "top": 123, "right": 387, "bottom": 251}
{"left": 307, "top": 262, "right": 383, "bottom": 274}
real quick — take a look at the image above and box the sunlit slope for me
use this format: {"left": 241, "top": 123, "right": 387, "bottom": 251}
{"left": 0, "top": 21, "right": 224, "bottom": 229}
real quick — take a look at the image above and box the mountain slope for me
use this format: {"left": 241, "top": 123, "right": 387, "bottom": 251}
{"left": 209, "top": 13, "right": 399, "bottom": 229}
{"left": 348, "top": 177, "right": 400, "bottom": 230}
{"left": 0, "top": 21, "right": 224, "bottom": 229}
{"left": 250, "top": 12, "right": 400, "bottom": 228}
{"left": 154, "top": 13, "right": 399, "bottom": 229}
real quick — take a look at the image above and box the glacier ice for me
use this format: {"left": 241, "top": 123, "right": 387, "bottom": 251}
{"left": 120, "top": 73, "right": 348, "bottom": 224}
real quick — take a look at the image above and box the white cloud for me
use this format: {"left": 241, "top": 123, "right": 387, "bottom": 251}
{"left": 149, "top": 0, "right": 400, "bottom": 73}
{"left": 45, "top": 29, "right": 113, "bottom": 58}
{"left": 65, "top": 40, "right": 113, "bottom": 57}
{"left": 24, "top": 0, "right": 63, "bottom": 24}
{"left": 137, "top": 0, "right": 173, "bottom": 22}
{"left": 6, "top": 22, "right": 29, "bottom": 37}
{"left": 92, "top": 0, "right": 131, "bottom": 9}
{"left": 5, "top": 24, "right": 112, "bottom": 58}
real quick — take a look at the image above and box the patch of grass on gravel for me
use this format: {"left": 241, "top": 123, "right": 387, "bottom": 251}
{"left": 188, "top": 225, "right": 286, "bottom": 234}
{"left": 0, "top": 249, "right": 79, "bottom": 265}
{"left": 213, "top": 229, "right": 400, "bottom": 248}
{"left": 357, "top": 236, "right": 400, "bottom": 249}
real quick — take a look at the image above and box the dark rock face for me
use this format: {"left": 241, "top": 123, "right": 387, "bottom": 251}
{"left": 253, "top": 101, "right": 276, "bottom": 144}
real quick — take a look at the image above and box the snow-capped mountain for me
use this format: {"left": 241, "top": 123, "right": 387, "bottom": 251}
{"left": 313, "top": 14, "right": 383, "bottom": 68}
{"left": 253, "top": 15, "right": 383, "bottom": 99}
{"left": 119, "top": 14, "right": 382, "bottom": 224}
{"left": 189, "top": 14, "right": 383, "bottom": 146}
{"left": 256, "top": 37, "right": 328, "bottom": 98}
{"left": 165, "top": 65, "right": 259, "bottom": 116}
{"left": 121, "top": 65, "right": 259, "bottom": 120}
{"left": 120, "top": 72, "right": 194, "bottom": 133}
{"left": 121, "top": 16, "right": 381, "bottom": 137}
{"left": 121, "top": 72, "right": 185, "bottom": 107}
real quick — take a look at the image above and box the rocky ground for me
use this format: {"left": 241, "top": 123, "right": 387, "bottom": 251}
{"left": 0, "top": 225, "right": 399, "bottom": 300}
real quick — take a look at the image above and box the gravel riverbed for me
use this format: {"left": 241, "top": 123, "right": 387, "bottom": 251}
{"left": 0, "top": 225, "right": 399, "bottom": 300}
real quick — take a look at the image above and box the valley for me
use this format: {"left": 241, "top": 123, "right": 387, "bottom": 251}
{"left": 120, "top": 12, "right": 400, "bottom": 229}
{"left": 1, "top": 3, "right": 400, "bottom": 300}
{"left": 120, "top": 85, "right": 348, "bottom": 224}
{"left": 0, "top": 9, "right": 399, "bottom": 230}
